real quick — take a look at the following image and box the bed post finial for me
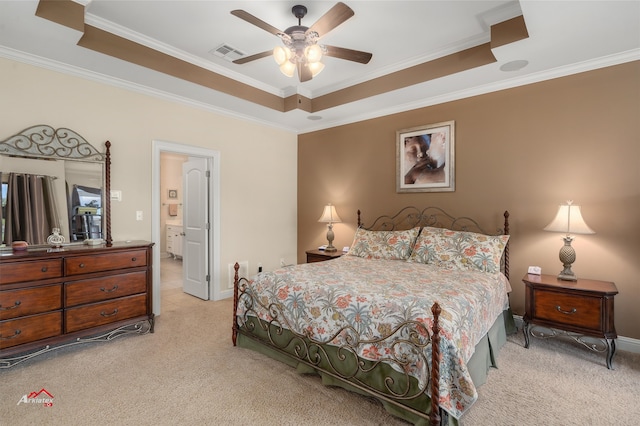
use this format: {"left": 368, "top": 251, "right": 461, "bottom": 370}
{"left": 357, "top": 209, "right": 362, "bottom": 227}
{"left": 430, "top": 302, "right": 442, "bottom": 426}
{"left": 503, "top": 211, "right": 510, "bottom": 280}
{"left": 232, "top": 262, "right": 240, "bottom": 346}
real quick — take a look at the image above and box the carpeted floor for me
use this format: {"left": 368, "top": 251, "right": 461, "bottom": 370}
{"left": 1, "top": 258, "right": 639, "bottom": 425}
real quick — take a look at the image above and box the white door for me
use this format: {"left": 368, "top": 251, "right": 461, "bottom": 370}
{"left": 182, "top": 157, "right": 209, "bottom": 300}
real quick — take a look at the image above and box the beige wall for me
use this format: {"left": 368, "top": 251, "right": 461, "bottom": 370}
{"left": 0, "top": 57, "right": 298, "bottom": 298}
{"left": 298, "top": 61, "right": 640, "bottom": 340}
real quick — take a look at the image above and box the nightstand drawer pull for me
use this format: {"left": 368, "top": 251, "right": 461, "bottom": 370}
{"left": 100, "top": 308, "right": 119, "bottom": 317}
{"left": 556, "top": 306, "right": 577, "bottom": 315}
{"left": 0, "top": 300, "right": 21, "bottom": 311}
{"left": 100, "top": 285, "right": 119, "bottom": 293}
{"left": 0, "top": 329, "right": 21, "bottom": 340}
{"left": 41, "top": 266, "right": 48, "bottom": 272}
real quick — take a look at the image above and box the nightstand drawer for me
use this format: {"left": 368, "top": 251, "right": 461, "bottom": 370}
{"left": 534, "top": 290, "right": 601, "bottom": 331}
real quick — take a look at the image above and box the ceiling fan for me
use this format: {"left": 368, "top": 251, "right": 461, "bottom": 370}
{"left": 231, "top": 2, "right": 372, "bottom": 82}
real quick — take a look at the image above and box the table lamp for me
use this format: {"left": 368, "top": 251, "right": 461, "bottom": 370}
{"left": 544, "top": 200, "right": 594, "bottom": 281}
{"left": 318, "top": 203, "right": 341, "bottom": 252}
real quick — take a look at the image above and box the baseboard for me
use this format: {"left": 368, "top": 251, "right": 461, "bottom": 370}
{"left": 513, "top": 314, "right": 640, "bottom": 354}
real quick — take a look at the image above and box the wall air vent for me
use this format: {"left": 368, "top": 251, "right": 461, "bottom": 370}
{"left": 210, "top": 44, "right": 246, "bottom": 62}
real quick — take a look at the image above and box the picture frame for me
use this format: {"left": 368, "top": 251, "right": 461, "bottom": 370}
{"left": 396, "top": 120, "right": 455, "bottom": 193}
{"left": 168, "top": 189, "right": 178, "bottom": 199}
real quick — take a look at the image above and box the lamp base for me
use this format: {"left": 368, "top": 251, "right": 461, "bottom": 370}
{"left": 324, "top": 246, "right": 337, "bottom": 252}
{"left": 557, "top": 236, "right": 578, "bottom": 281}
{"left": 557, "top": 272, "right": 577, "bottom": 281}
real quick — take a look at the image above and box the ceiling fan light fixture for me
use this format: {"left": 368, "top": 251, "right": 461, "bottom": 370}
{"left": 308, "top": 61, "right": 325, "bottom": 77}
{"left": 273, "top": 46, "right": 291, "bottom": 65}
{"left": 279, "top": 60, "right": 296, "bottom": 77}
{"left": 304, "top": 44, "right": 323, "bottom": 63}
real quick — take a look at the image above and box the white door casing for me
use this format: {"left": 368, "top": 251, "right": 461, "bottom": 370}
{"left": 182, "top": 156, "right": 209, "bottom": 300}
{"left": 151, "top": 140, "right": 221, "bottom": 316}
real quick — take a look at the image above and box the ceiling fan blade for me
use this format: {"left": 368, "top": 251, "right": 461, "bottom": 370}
{"left": 324, "top": 45, "right": 372, "bottom": 64}
{"left": 233, "top": 51, "right": 273, "bottom": 64}
{"left": 298, "top": 63, "right": 313, "bottom": 82}
{"left": 308, "top": 2, "right": 354, "bottom": 38}
{"left": 231, "top": 9, "right": 284, "bottom": 37}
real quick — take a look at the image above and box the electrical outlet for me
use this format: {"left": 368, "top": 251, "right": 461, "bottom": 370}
{"left": 136, "top": 211, "right": 143, "bottom": 221}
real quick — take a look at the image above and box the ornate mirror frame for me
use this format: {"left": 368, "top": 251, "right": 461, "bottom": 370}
{"left": 0, "top": 125, "right": 112, "bottom": 246}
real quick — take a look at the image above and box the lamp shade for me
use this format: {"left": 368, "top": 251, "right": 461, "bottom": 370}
{"left": 544, "top": 202, "right": 594, "bottom": 235}
{"left": 318, "top": 204, "right": 342, "bottom": 224}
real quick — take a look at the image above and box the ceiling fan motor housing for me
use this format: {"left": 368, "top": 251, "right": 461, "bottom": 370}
{"left": 292, "top": 5, "right": 308, "bottom": 21}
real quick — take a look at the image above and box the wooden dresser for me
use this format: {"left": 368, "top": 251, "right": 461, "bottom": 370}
{"left": 0, "top": 241, "right": 154, "bottom": 367}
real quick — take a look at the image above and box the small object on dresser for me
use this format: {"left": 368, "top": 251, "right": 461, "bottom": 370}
{"left": 12, "top": 241, "right": 28, "bottom": 251}
{"left": 318, "top": 245, "right": 327, "bottom": 251}
{"left": 84, "top": 238, "right": 105, "bottom": 246}
{"left": 47, "top": 228, "right": 66, "bottom": 247}
{"left": 527, "top": 266, "right": 541, "bottom": 275}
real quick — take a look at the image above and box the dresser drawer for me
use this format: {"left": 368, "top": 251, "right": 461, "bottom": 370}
{"left": 65, "top": 271, "right": 147, "bottom": 307}
{"left": 534, "top": 290, "right": 602, "bottom": 331}
{"left": 0, "top": 311, "right": 62, "bottom": 349}
{"left": 0, "top": 285, "right": 62, "bottom": 320}
{"left": 65, "top": 250, "right": 147, "bottom": 276}
{"left": 0, "top": 260, "right": 63, "bottom": 285}
{"left": 65, "top": 294, "right": 147, "bottom": 333}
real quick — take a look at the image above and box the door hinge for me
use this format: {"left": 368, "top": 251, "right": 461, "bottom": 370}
{"left": 205, "top": 222, "right": 210, "bottom": 230}
{"left": 206, "top": 170, "right": 210, "bottom": 178}
{"left": 206, "top": 274, "right": 210, "bottom": 282}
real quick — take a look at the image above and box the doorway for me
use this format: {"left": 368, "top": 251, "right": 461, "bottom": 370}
{"left": 151, "top": 140, "right": 221, "bottom": 316}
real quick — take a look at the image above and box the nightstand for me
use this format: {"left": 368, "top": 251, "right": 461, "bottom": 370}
{"left": 306, "top": 249, "right": 344, "bottom": 263}
{"left": 522, "top": 273, "right": 618, "bottom": 369}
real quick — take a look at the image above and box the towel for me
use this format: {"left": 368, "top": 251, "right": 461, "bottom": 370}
{"left": 168, "top": 204, "right": 178, "bottom": 216}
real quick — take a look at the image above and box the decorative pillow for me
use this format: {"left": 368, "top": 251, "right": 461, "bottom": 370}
{"left": 346, "top": 227, "right": 420, "bottom": 260}
{"left": 409, "top": 227, "right": 509, "bottom": 273}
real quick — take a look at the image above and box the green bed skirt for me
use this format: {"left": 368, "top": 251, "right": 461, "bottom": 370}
{"left": 236, "top": 309, "right": 514, "bottom": 425}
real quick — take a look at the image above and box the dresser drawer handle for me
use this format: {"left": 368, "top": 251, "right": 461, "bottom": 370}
{"left": 41, "top": 266, "right": 48, "bottom": 272}
{"left": 79, "top": 263, "right": 85, "bottom": 268}
{"left": 0, "top": 329, "right": 21, "bottom": 340}
{"left": 131, "top": 257, "right": 137, "bottom": 262}
{"left": 0, "top": 300, "right": 21, "bottom": 311}
{"left": 100, "top": 285, "right": 119, "bottom": 293}
{"left": 556, "top": 306, "right": 577, "bottom": 315}
{"left": 100, "top": 308, "right": 119, "bottom": 317}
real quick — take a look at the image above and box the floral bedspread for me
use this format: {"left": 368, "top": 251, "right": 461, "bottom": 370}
{"left": 236, "top": 256, "right": 510, "bottom": 419}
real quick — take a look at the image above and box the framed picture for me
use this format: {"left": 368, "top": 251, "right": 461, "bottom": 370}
{"left": 168, "top": 189, "right": 178, "bottom": 199}
{"left": 396, "top": 121, "right": 455, "bottom": 193}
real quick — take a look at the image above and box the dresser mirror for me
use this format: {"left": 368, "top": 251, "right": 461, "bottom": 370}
{"left": 0, "top": 125, "right": 111, "bottom": 248}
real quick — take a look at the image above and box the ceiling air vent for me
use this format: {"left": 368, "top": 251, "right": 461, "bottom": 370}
{"left": 210, "top": 44, "right": 246, "bottom": 62}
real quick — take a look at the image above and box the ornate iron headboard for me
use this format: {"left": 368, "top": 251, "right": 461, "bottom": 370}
{"left": 357, "top": 206, "right": 510, "bottom": 279}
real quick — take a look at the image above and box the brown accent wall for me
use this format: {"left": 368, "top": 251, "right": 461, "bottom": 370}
{"left": 298, "top": 61, "right": 640, "bottom": 339}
